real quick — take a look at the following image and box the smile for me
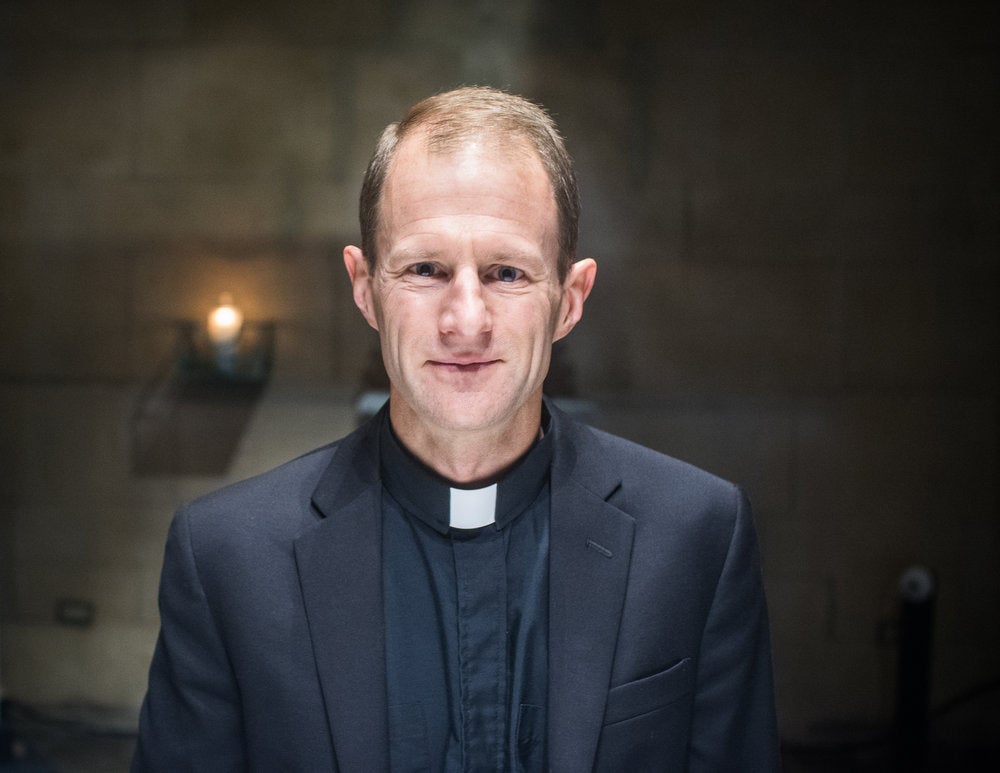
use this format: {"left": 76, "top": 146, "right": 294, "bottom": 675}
{"left": 429, "top": 360, "right": 500, "bottom": 373}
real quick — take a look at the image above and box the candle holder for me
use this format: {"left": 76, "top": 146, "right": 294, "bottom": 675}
{"left": 129, "top": 316, "right": 275, "bottom": 475}
{"left": 175, "top": 318, "right": 274, "bottom": 385}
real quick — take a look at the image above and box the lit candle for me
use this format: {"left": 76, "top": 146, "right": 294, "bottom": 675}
{"left": 207, "top": 293, "right": 244, "bottom": 346}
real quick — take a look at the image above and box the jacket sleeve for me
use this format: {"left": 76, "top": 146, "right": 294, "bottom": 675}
{"left": 132, "top": 506, "right": 246, "bottom": 772}
{"left": 688, "top": 487, "right": 781, "bottom": 771}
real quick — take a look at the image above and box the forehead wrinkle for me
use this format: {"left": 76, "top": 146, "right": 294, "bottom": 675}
{"left": 387, "top": 229, "right": 549, "bottom": 265}
{"left": 381, "top": 207, "right": 555, "bottom": 265}
{"left": 377, "top": 133, "right": 559, "bottom": 271}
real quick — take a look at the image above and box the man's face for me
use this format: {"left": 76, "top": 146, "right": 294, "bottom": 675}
{"left": 345, "top": 132, "right": 594, "bottom": 437}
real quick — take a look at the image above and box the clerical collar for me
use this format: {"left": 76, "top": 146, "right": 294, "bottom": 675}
{"left": 379, "top": 406, "right": 554, "bottom": 536}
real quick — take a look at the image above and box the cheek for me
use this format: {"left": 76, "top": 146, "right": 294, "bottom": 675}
{"left": 378, "top": 304, "right": 431, "bottom": 355}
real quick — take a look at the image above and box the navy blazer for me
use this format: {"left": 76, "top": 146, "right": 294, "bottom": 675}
{"left": 133, "top": 404, "right": 779, "bottom": 771}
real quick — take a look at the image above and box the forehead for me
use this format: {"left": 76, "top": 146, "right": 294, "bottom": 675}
{"left": 378, "top": 132, "right": 558, "bottom": 255}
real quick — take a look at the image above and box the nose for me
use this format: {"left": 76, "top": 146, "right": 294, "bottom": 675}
{"left": 440, "top": 267, "right": 491, "bottom": 340}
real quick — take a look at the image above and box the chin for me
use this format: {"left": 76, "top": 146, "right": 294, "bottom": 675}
{"left": 424, "top": 393, "right": 527, "bottom": 433}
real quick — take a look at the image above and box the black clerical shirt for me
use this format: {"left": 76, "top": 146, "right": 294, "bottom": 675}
{"left": 380, "top": 412, "right": 552, "bottom": 772}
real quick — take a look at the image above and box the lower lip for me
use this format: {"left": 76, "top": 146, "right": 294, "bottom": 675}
{"left": 430, "top": 361, "right": 498, "bottom": 374}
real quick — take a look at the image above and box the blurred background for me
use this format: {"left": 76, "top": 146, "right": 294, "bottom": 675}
{"left": 1, "top": 1, "right": 997, "bottom": 770}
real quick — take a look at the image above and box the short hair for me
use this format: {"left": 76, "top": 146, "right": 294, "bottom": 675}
{"left": 358, "top": 86, "right": 579, "bottom": 282}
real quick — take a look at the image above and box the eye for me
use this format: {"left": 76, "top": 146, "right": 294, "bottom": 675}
{"left": 410, "top": 262, "right": 438, "bottom": 278}
{"left": 493, "top": 265, "right": 524, "bottom": 283}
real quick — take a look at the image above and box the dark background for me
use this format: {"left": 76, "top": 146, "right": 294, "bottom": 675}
{"left": 1, "top": 1, "right": 997, "bottom": 769}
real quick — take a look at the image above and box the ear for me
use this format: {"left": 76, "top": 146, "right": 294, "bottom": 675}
{"left": 553, "top": 258, "right": 597, "bottom": 342}
{"left": 343, "top": 245, "right": 379, "bottom": 331}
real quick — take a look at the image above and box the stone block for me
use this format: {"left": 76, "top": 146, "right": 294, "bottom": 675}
{"left": 922, "top": 513, "right": 1000, "bottom": 651}
{"left": 0, "top": 176, "right": 25, "bottom": 242}
{"left": 530, "top": 57, "right": 686, "bottom": 261}
{"left": 610, "top": 260, "right": 842, "bottom": 393}
{"left": 349, "top": 51, "right": 461, "bottom": 150}
{"left": 8, "top": 503, "right": 168, "bottom": 625}
{"left": 1, "top": 385, "right": 136, "bottom": 506}
{"left": 1, "top": 46, "right": 134, "bottom": 176}
{"left": 0, "top": 382, "right": 210, "bottom": 514}
{"left": 135, "top": 43, "right": 342, "bottom": 179}
{"left": 845, "top": 50, "right": 999, "bottom": 192}
{"left": 682, "top": 47, "right": 846, "bottom": 192}
{"left": 0, "top": 243, "right": 133, "bottom": 380}
{"left": 686, "top": 180, "right": 846, "bottom": 265}
{"left": 847, "top": 3, "right": 998, "bottom": 53}
{"left": 794, "top": 395, "right": 997, "bottom": 531}
{"left": 842, "top": 264, "right": 999, "bottom": 389}
{"left": 834, "top": 185, "right": 1000, "bottom": 268}
{"left": 768, "top": 572, "right": 894, "bottom": 739}
{"left": 0, "top": 504, "right": 15, "bottom": 617}
{"left": 791, "top": 394, "right": 999, "bottom": 665}
{"left": 0, "top": 0, "right": 191, "bottom": 43}
{"left": 1, "top": 621, "right": 155, "bottom": 712}
{"left": 185, "top": 0, "right": 391, "bottom": 45}
{"left": 22, "top": 176, "right": 358, "bottom": 245}
{"left": 640, "top": 47, "right": 849, "bottom": 266}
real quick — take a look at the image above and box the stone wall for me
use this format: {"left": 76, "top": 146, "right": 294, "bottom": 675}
{"left": 2, "top": 0, "right": 997, "bottom": 746}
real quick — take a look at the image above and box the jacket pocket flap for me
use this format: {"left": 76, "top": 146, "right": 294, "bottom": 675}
{"left": 603, "top": 657, "right": 694, "bottom": 725}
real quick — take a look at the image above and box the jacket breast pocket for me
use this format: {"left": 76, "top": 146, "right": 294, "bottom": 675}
{"left": 603, "top": 657, "right": 695, "bottom": 726}
{"left": 594, "top": 658, "right": 695, "bottom": 771}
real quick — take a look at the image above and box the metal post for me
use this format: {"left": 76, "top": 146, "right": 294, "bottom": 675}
{"left": 894, "top": 565, "right": 936, "bottom": 771}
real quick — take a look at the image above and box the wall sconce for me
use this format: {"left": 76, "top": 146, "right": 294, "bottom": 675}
{"left": 130, "top": 291, "right": 275, "bottom": 476}
{"left": 175, "top": 292, "right": 274, "bottom": 385}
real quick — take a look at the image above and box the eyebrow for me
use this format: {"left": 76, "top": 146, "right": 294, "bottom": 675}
{"left": 385, "top": 246, "right": 548, "bottom": 268}
{"left": 386, "top": 247, "right": 440, "bottom": 264}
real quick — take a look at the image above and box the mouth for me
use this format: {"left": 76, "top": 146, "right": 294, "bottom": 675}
{"left": 428, "top": 359, "right": 500, "bottom": 374}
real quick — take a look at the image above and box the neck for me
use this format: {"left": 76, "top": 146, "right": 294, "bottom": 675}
{"left": 388, "top": 394, "right": 543, "bottom": 485}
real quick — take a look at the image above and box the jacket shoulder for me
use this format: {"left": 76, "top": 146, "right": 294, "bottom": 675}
{"left": 565, "top": 419, "right": 740, "bottom": 510}
{"left": 176, "top": 408, "right": 378, "bottom": 549}
{"left": 172, "top": 444, "right": 333, "bottom": 554}
{"left": 194, "top": 440, "right": 337, "bottom": 507}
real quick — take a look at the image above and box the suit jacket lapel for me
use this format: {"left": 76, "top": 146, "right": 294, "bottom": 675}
{"left": 290, "top": 404, "right": 634, "bottom": 772}
{"left": 294, "top": 416, "right": 389, "bottom": 772}
{"left": 548, "top": 412, "right": 636, "bottom": 773}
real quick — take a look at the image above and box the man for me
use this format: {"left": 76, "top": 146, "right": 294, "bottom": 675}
{"left": 133, "top": 86, "right": 779, "bottom": 771}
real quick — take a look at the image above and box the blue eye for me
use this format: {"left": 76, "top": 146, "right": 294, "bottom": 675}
{"left": 496, "top": 266, "right": 522, "bottom": 283}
